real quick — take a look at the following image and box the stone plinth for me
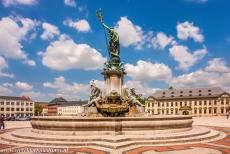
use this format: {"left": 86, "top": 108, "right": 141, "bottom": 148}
{"left": 102, "top": 70, "right": 125, "bottom": 96}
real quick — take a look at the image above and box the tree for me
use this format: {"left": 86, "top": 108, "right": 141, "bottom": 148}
{"left": 34, "top": 104, "right": 43, "bottom": 116}
{"left": 168, "top": 86, "right": 174, "bottom": 90}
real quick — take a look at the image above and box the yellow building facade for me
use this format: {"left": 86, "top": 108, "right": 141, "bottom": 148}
{"left": 145, "top": 87, "right": 230, "bottom": 116}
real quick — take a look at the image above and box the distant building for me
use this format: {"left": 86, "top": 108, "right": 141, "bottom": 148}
{"left": 47, "top": 97, "right": 87, "bottom": 116}
{"left": 0, "top": 96, "right": 34, "bottom": 117}
{"left": 57, "top": 101, "right": 86, "bottom": 116}
{"left": 35, "top": 102, "right": 48, "bottom": 116}
{"left": 145, "top": 87, "right": 230, "bottom": 117}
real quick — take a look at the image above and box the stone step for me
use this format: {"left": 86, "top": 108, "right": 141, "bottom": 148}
{"left": 0, "top": 128, "right": 222, "bottom": 149}
{"left": 11, "top": 126, "right": 211, "bottom": 143}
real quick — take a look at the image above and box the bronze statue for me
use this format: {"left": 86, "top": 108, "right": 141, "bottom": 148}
{"left": 96, "top": 9, "right": 120, "bottom": 64}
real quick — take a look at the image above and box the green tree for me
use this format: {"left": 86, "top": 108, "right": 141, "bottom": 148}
{"left": 34, "top": 104, "right": 43, "bottom": 116}
{"left": 168, "top": 86, "right": 174, "bottom": 90}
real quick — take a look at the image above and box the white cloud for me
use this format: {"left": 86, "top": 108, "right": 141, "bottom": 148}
{"left": 41, "top": 35, "right": 106, "bottom": 71}
{"left": 171, "top": 58, "right": 230, "bottom": 92}
{"left": 205, "top": 58, "right": 230, "bottom": 73}
{"left": 20, "top": 91, "right": 44, "bottom": 100}
{"left": 15, "top": 81, "right": 33, "bottom": 90}
{"left": 63, "top": 19, "right": 90, "bottom": 32}
{"left": 23, "top": 59, "right": 36, "bottom": 66}
{"left": 152, "top": 32, "right": 175, "bottom": 49}
{"left": 125, "top": 80, "right": 160, "bottom": 97}
{"left": 64, "top": 0, "right": 76, "bottom": 7}
{"left": 0, "top": 85, "right": 13, "bottom": 95}
{"left": 185, "top": 0, "right": 208, "bottom": 4}
{"left": 43, "top": 76, "right": 89, "bottom": 100}
{"left": 2, "top": 0, "right": 37, "bottom": 7}
{"left": 115, "top": 16, "right": 144, "bottom": 48}
{"left": 169, "top": 45, "right": 207, "bottom": 70}
{"left": 177, "top": 21, "right": 204, "bottom": 43}
{"left": 0, "top": 56, "right": 14, "bottom": 78}
{"left": 0, "top": 16, "right": 38, "bottom": 66}
{"left": 125, "top": 60, "right": 172, "bottom": 82}
{"left": 41, "top": 22, "right": 60, "bottom": 40}
{"left": 3, "top": 82, "right": 13, "bottom": 88}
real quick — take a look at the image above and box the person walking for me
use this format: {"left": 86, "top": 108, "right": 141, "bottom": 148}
{"left": 227, "top": 106, "right": 230, "bottom": 119}
{"left": 0, "top": 114, "right": 5, "bottom": 129}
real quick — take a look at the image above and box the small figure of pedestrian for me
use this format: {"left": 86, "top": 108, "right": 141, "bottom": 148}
{"left": 0, "top": 114, "right": 5, "bottom": 129}
{"left": 227, "top": 106, "right": 230, "bottom": 119}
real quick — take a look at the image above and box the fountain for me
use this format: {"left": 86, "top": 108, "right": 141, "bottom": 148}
{"left": 0, "top": 10, "right": 225, "bottom": 151}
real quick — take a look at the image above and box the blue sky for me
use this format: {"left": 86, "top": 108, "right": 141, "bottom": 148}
{"left": 0, "top": 0, "right": 230, "bottom": 101}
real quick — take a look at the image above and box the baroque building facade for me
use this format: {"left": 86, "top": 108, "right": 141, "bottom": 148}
{"left": 0, "top": 96, "right": 34, "bottom": 117}
{"left": 145, "top": 87, "right": 230, "bottom": 116}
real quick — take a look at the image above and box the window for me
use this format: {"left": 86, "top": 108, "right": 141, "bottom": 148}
{"left": 171, "top": 102, "right": 173, "bottom": 106}
{"left": 1, "top": 108, "right": 4, "bottom": 111}
{"left": 180, "top": 102, "right": 182, "bottom": 107}
{"left": 194, "top": 101, "right": 197, "bottom": 106}
{"left": 6, "top": 102, "right": 10, "bottom": 105}
{"left": 208, "top": 89, "right": 212, "bottom": 92}
{"left": 0, "top": 102, "right": 4, "bottom": 105}
{"left": 158, "top": 102, "right": 160, "bottom": 107}
{"left": 26, "top": 108, "right": 29, "bottom": 111}
{"left": 189, "top": 91, "right": 192, "bottom": 93}
{"left": 214, "top": 108, "right": 217, "bottom": 114}
{"left": 21, "top": 102, "right": 24, "bottom": 106}
{"left": 199, "top": 101, "right": 202, "bottom": 106}
{"left": 162, "top": 96, "right": 165, "bottom": 98}
{"left": 166, "top": 110, "right": 169, "bottom": 115}
{"left": 167, "top": 102, "right": 169, "bottom": 107}
{"left": 175, "top": 102, "right": 178, "bottom": 106}
{"left": 175, "top": 109, "right": 178, "bottom": 114}
{"left": 180, "top": 95, "right": 183, "bottom": 97}
{"left": 171, "top": 91, "right": 174, "bottom": 94}
{"left": 209, "top": 108, "right": 212, "bottom": 114}
{"left": 26, "top": 103, "right": 29, "bottom": 106}
{"left": 11, "top": 108, "right": 14, "bottom": 111}
{"left": 194, "top": 109, "right": 197, "bottom": 114}
{"left": 30, "top": 103, "right": 33, "bottom": 106}
{"left": 199, "top": 109, "right": 202, "bottom": 114}
{"left": 6, "top": 108, "right": 10, "bottom": 111}
{"left": 204, "top": 101, "right": 207, "bottom": 106}
{"left": 171, "top": 110, "right": 173, "bottom": 114}
{"left": 209, "top": 100, "right": 211, "bottom": 105}
{"left": 221, "top": 108, "right": 224, "bottom": 114}
{"left": 221, "top": 100, "right": 224, "bottom": 105}
{"left": 199, "top": 90, "right": 202, "bottom": 92}
{"left": 199, "top": 94, "right": 202, "bottom": 96}
{"left": 180, "top": 91, "right": 183, "bottom": 94}
{"left": 16, "top": 108, "right": 19, "bottom": 111}
{"left": 21, "top": 108, "right": 24, "bottom": 111}
{"left": 204, "top": 109, "right": 207, "bottom": 114}
{"left": 16, "top": 102, "right": 20, "bottom": 106}
{"left": 189, "top": 94, "right": 192, "bottom": 96}
{"left": 148, "top": 103, "right": 150, "bottom": 107}
{"left": 11, "top": 102, "right": 14, "bottom": 105}
{"left": 171, "top": 95, "right": 174, "bottom": 98}
{"left": 163, "top": 92, "right": 165, "bottom": 95}
{"left": 214, "top": 100, "right": 217, "bottom": 105}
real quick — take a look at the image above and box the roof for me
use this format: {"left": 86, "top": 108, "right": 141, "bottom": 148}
{"left": 0, "top": 96, "right": 32, "bottom": 101}
{"left": 150, "top": 87, "right": 227, "bottom": 100}
{"left": 49, "top": 97, "right": 67, "bottom": 105}
{"left": 59, "top": 100, "right": 88, "bottom": 107}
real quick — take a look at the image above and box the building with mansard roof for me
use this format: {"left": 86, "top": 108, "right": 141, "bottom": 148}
{"left": 145, "top": 87, "right": 230, "bottom": 116}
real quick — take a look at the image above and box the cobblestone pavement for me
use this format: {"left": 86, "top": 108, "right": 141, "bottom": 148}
{"left": 0, "top": 117, "right": 229, "bottom": 154}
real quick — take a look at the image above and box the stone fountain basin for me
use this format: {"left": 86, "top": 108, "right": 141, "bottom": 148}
{"left": 31, "top": 115, "right": 193, "bottom": 135}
